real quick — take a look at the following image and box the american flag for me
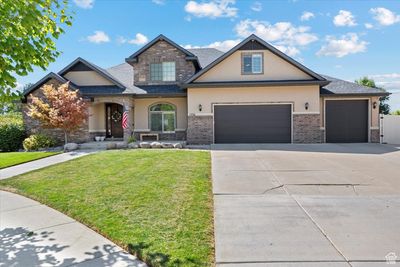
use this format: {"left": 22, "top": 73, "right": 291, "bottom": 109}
{"left": 122, "top": 111, "right": 128, "bottom": 129}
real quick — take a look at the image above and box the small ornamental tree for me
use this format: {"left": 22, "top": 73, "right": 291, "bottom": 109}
{"left": 28, "top": 82, "right": 88, "bottom": 144}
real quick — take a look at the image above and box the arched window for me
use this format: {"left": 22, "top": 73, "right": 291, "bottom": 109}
{"left": 149, "top": 103, "right": 176, "bottom": 132}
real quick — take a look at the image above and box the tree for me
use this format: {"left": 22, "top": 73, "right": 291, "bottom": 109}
{"left": 28, "top": 82, "right": 88, "bottom": 144}
{"left": 0, "top": 83, "right": 32, "bottom": 114}
{"left": 0, "top": 0, "right": 72, "bottom": 97}
{"left": 391, "top": 110, "right": 400, "bottom": 115}
{"left": 355, "top": 76, "right": 390, "bottom": 114}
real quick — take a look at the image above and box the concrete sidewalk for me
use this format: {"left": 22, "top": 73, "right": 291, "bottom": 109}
{"left": 0, "top": 151, "right": 93, "bottom": 180}
{"left": 0, "top": 190, "right": 146, "bottom": 267}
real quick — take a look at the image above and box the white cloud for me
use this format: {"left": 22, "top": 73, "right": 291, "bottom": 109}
{"left": 251, "top": 1, "right": 262, "bottom": 12}
{"left": 370, "top": 73, "right": 400, "bottom": 79}
{"left": 317, "top": 33, "right": 368, "bottom": 57}
{"left": 300, "top": 11, "right": 315, "bottom": 21}
{"left": 184, "top": 39, "right": 241, "bottom": 52}
{"left": 365, "top": 23, "right": 374, "bottom": 29}
{"left": 333, "top": 10, "right": 357, "bottom": 26}
{"left": 118, "top": 33, "right": 149, "bottom": 45}
{"left": 86, "top": 31, "right": 110, "bottom": 44}
{"left": 370, "top": 7, "right": 400, "bottom": 26}
{"left": 152, "top": 0, "right": 165, "bottom": 5}
{"left": 274, "top": 45, "right": 300, "bottom": 56}
{"left": 235, "top": 19, "right": 318, "bottom": 48}
{"left": 184, "top": 0, "right": 238, "bottom": 19}
{"left": 74, "top": 0, "right": 94, "bottom": 9}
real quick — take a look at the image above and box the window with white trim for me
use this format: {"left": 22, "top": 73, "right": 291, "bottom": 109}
{"left": 150, "top": 62, "right": 176, "bottom": 81}
{"left": 149, "top": 103, "right": 176, "bottom": 132}
{"left": 242, "top": 53, "right": 263, "bottom": 74}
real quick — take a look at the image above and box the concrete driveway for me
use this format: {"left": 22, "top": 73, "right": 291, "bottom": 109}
{"left": 212, "top": 143, "right": 400, "bottom": 267}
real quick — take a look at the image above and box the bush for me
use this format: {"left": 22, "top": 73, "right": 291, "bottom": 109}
{"left": 23, "top": 134, "right": 56, "bottom": 151}
{"left": 127, "top": 135, "right": 136, "bottom": 144}
{"left": 0, "top": 113, "right": 25, "bottom": 152}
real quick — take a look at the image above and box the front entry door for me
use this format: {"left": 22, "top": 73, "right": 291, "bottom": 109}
{"left": 106, "top": 103, "right": 123, "bottom": 138}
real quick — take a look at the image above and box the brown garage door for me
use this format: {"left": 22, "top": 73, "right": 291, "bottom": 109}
{"left": 326, "top": 100, "right": 368, "bottom": 143}
{"left": 214, "top": 104, "right": 292, "bottom": 143}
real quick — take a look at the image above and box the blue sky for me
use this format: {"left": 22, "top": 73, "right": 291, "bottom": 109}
{"left": 18, "top": 0, "right": 400, "bottom": 110}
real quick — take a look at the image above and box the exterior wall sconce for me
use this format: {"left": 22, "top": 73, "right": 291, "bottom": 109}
{"left": 305, "top": 102, "right": 309, "bottom": 110}
{"left": 198, "top": 104, "right": 202, "bottom": 112}
{"left": 373, "top": 101, "right": 377, "bottom": 109}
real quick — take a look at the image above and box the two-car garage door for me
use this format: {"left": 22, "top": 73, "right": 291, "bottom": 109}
{"left": 214, "top": 104, "right": 292, "bottom": 143}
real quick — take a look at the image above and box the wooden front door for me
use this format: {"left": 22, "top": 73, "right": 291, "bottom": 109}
{"left": 106, "top": 103, "right": 123, "bottom": 138}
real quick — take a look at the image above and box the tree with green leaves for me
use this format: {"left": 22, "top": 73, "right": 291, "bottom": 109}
{"left": 0, "top": 0, "right": 73, "bottom": 99}
{"left": 355, "top": 77, "right": 390, "bottom": 114}
{"left": 0, "top": 83, "right": 34, "bottom": 114}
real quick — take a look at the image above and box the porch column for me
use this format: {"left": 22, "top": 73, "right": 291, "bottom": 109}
{"left": 123, "top": 102, "right": 133, "bottom": 142}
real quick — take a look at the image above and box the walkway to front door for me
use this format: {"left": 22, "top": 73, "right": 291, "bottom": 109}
{"left": 106, "top": 103, "right": 123, "bottom": 138}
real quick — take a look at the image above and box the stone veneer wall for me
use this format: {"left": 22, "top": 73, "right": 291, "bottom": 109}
{"left": 370, "top": 129, "right": 380, "bottom": 143}
{"left": 131, "top": 40, "right": 196, "bottom": 86}
{"left": 23, "top": 78, "right": 90, "bottom": 144}
{"left": 293, "top": 114, "right": 323, "bottom": 143}
{"left": 187, "top": 115, "right": 213, "bottom": 145}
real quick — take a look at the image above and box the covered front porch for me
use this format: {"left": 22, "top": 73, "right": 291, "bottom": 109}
{"left": 88, "top": 96, "right": 187, "bottom": 142}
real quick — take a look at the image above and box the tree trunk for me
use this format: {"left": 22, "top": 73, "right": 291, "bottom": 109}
{"left": 64, "top": 131, "right": 68, "bottom": 145}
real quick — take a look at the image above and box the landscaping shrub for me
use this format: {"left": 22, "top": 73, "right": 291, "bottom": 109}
{"left": 23, "top": 134, "right": 56, "bottom": 151}
{"left": 0, "top": 113, "right": 25, "bottom": 151}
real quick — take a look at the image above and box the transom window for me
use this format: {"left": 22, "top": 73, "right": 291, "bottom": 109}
{"left": 149, "top": 103, "right": 176, "bottom": 132}
{"left": 242, "top": 53, "right": 263, "bottom": 74}
{"left": 150, "top": 62, "right": 176, "bottom": 81}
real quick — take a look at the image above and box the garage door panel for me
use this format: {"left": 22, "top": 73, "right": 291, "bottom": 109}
{"left": 326, "top": 100, "right": 368, "bottom": 143}
{"left": 214, "top": 105, "right": 291, "bottom": 143}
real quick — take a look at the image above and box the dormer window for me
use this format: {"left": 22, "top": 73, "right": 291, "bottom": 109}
{"left": 150, "top": 62, "right": 176, "bottom": 81}
{"left": 242, "top": 53, "right": 263, "bottom": 75}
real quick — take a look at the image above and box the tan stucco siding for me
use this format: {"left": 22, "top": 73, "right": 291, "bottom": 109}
{"left": 320, "top": 96, "right": 380, "bottom": 128}
{"left": 187, "top": 86, "right": 320, "bottom": 114}
{"left": 88, "top": 103, "right": 106, "bottom": 132}
{"left": 64, "top": 71, "right": 114, "bottom": 86}
{"left": 134, "top": 97, "right": 187, "bottom": 130}
{"left": 195, "top": 50, "right": 312, "bottom": 82}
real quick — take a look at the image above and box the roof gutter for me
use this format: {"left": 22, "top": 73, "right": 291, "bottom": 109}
{"left": 183, "top": 80, "right": 330, "bottom": 88}
{"left": 321, "top": 92, "right": 391, "bottom": 97}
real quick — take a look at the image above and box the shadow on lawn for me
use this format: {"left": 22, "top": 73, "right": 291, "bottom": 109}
{"left": 0, "top": 227, "right": 143, "bottom": 267}
{"left": 128, "top": 242, "right": 204, "bottom": 267}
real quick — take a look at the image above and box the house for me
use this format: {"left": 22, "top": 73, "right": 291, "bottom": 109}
{"left": 22, "top": 34, "right": 388, "bottom": 144}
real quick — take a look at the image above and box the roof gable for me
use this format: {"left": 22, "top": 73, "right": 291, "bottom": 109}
{"left": 58, "top": 57, "right": 125, "bottom": 88}
{"left": 23, "top": 72, "right": 76, "bottom": 97}
{"left": 186, "top": 34, "right": 326, "bottom": 84}
{"left": 125, "top": 34, "right": 200, "bottom": 69}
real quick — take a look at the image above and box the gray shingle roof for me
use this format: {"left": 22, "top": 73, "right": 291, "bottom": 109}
{"left": 321, "top": 75, "right": 389, "bottom": 96}
{"left": 187, "top": 48, "right": 224, "bottom": 68}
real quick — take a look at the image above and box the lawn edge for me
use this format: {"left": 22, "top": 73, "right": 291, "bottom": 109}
{"left": 0, "top": 152, "right": 62, "bottom": 170}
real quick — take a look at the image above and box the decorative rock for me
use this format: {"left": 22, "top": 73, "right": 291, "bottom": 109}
{"left": 173, "top": 143, "right": 183, "bottom": 149}
{"left": 128, "top": 143, "right": 139, "bottom": 149}
{"left": 116, "top": 142, "right": 128, "bottom": 149}
{"left": 161, "top": 143, "right": 174, "bottom": 148}
{"left": 106, "top": 143, "right": 117, "bottom": 150}
{"left": 139, "top": 142, "right": 151, "bottom": 148}
{"left": 151, "top": 142, "right": 162, "bottom": 148}
{"left": 64, "top": 143, "right": 79, "bottom": 151}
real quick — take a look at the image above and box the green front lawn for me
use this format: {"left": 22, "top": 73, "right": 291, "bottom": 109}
{"left": 0, "top": 150, "right": 213, "bottom": 266}
{"left": 0, "top": 152, "right": 60, "bottom": 169}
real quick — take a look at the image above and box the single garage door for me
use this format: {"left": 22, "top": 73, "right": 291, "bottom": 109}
{"left": 326, "top": 100, "right": 368, "bottom": 143}
{"left": 214, "top": 104, "right": 292, "bottom": 143}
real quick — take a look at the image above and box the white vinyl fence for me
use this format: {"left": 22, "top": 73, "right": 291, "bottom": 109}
{"left": 380, "top": 115, "right": 400, "bottom": 144}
